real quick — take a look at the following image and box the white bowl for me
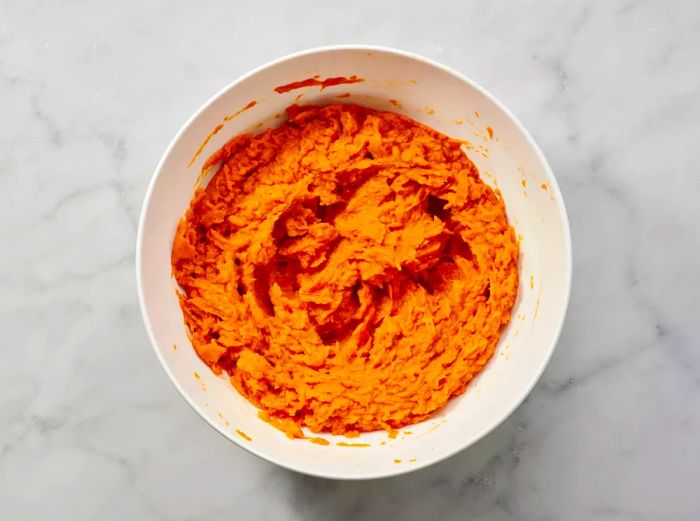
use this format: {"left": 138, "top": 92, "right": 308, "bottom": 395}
{"left": 137, "top": 45, "right": 571, "bottom": 480}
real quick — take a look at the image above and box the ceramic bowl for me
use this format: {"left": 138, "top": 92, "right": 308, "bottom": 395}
{"left": 137, "top": 45, "right": 571, "bottom": 479}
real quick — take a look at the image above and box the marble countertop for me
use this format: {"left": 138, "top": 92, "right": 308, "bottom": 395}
{"left": 2, "top": 1, "right": 699, "bottom": 519}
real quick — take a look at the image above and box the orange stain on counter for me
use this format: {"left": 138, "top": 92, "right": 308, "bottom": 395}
{"left": 389, "top": 99, "right": 401, "bottom": 107}
{"left": 486, "top": 126, "right": 494, "bottom": 139}
{"left": 540, "top": 183, "right": 549, "bottom": 190}
{"left": 337, "top": 442, "right": 371, "bottom": 448}
{"left": 274, "top": 75, "right": 364, "bottom": 94}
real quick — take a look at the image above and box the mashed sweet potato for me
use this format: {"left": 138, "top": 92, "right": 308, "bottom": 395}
{"left": 172, "top": 103, "right": 519, "bottom": 438}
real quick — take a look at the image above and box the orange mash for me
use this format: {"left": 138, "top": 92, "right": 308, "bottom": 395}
{"left": 172, "top": 104, "right": 519, "bottom": 438}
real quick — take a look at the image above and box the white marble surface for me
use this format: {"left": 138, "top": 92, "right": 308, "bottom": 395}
{"left": 1, "top": 0, "right": 699, "bottom": 519}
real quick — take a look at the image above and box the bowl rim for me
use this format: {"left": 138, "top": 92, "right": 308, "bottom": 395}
{"left": 136, "top": 44, "right": 573, "bottom": 480}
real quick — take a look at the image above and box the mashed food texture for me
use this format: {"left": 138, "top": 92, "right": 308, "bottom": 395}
{"left": 172, "top": 104, "right": 519, "bottom": 437}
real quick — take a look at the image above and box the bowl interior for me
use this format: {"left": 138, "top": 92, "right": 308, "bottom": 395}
{"left": 137, "top": 46, "right": 571, "bottom": 479}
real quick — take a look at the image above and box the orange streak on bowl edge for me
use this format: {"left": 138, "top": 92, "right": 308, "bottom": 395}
{"left": 307, "top": 437, "right": 330, "bottom": 446}
{"left": 223, "top": 100, "right": 257, "bottom": 122}
{"left": 236, "top": 429, "right": 252, "bottom": 441}
{"left": 274, "top": 75, "right": 364, "bottom": 94}
{"left": 188, "top": 124, "right": 223, "bottom": 167}
{"left": 188, "top": 100, "right": 257, "bottom": 167}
